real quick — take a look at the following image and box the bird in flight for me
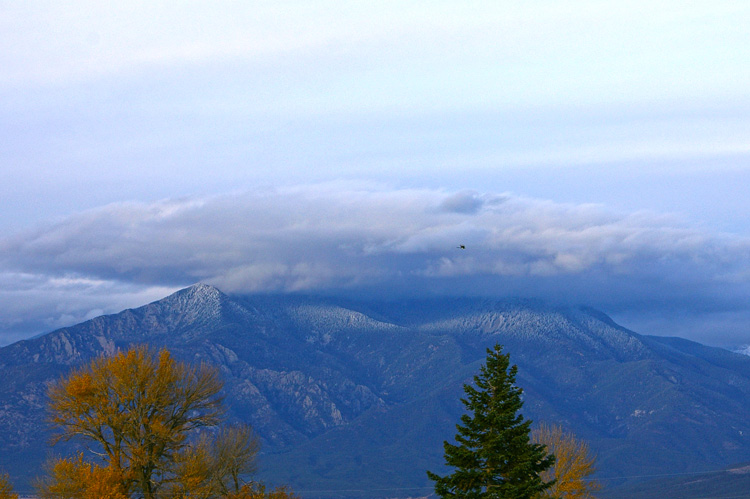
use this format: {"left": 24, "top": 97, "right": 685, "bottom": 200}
{"left": 457, "top": 245, "right": 466, "bottom": 249}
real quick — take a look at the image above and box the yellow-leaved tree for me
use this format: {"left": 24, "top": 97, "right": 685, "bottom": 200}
{"left": 35, "top": 452, "right": 127, "bottom": 499}
{"left": 40, "top": 345, "right": 288, "bottom": 499}
{"left": 0, "top": 472, "right": 17, "bottom": 499}
{"left": 532, "top": 423, "right": 602, "bottom": 498}
{"left": 167, "top": 424, "right": 264, "bottom": 498}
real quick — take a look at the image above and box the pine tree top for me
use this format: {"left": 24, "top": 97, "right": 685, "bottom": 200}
{"left": 427, "top": 344, "right": 555, "bottom": 499}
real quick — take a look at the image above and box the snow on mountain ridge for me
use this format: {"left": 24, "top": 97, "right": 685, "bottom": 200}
{"left": 3, "top": 285, "right": 750, "bottom": 495}
{"left": 415, "top": 304, "right": 650, "bottom": 361}
{"left": 286, "top": 304, "right": 404, "bottom": 345}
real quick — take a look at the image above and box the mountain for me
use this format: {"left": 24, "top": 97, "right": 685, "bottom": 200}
{"left": 1, "top": 284, "right": 750, "bottom": 497}
{"left": 605, "top": 462, "right": 750, "bottom": 499}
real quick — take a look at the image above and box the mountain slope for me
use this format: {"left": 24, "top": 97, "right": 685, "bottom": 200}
{"left": 604, "top": 462, "right": 750, "bottom": 499}
{"left": 1, "top": 284, "right": 750, "bottom": 497}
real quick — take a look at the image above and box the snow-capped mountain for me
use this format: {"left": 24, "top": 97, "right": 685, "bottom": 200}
{"left": 1, "top": 284, "right": 750, "bottom": 496}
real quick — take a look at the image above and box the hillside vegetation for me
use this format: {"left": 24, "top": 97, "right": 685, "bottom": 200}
{"left": 1, "top": 284, "right": 749, "bottom": 497}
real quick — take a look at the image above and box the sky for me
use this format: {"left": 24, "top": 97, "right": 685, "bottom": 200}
{"left": 1, "top": 1, "right": 750, "bottom": 347}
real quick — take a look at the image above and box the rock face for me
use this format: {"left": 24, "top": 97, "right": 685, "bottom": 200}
{"left": 2, "top": 284, "right": 750, "bottom": 497}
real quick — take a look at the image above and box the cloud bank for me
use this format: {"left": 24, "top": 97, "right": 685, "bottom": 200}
{"left": 2, "top": 184, "right": 750, "bottom": 345}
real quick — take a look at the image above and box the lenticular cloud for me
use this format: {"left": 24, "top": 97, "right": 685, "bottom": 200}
{"left": 1, "top": 184, "right": 750, "bottom": 321}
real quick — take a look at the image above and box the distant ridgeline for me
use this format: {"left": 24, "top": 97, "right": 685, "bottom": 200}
{"left": 1, "top": 283, "right": 750, "bottom": 497}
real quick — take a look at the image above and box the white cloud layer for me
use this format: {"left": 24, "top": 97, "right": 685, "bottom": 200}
{"left": 2, "top": 184, "right": 750, "bottom": 345}
{"left": 2, "top": 4, "right": 749, "bottom": 348}
{"left": 3, "top": 1, "right": 749, "bottom": 110}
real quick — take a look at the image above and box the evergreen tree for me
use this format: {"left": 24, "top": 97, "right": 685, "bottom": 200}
{"left": 427, "top": 344, "right": 555, "bottom": 499}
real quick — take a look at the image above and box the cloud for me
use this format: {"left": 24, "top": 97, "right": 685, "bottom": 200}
{"left": 437, "top": 190, "right": 506, "bottom": 214}
{"left": 4, "top": 1, "right": 749, "bottom": 116}
{"left": 2, "top": 183, "right": 750, "bottom": 345}
{"left": 0, "top": 271, "right": 178, "bottom": 345}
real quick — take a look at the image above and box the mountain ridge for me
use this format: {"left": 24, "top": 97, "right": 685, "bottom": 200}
{"left": 1, "top": 283, "right": 750, "bottom": 497}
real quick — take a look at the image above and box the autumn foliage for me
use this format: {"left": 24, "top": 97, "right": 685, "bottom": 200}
{"left": 0, "top": 473, "right": 17, "bottom": 499}
{"left": 532, "top": 423, "right": 601, "bottom": 498}
{"left": 168, "top": 424, "right": 262, "bottom": 498}
{"left": 35, "top": 452, "right": 127, "bottom": 499}
{"left": 39, "top": 346, "right": 292, "bottom": 499}
{"left": 224, "top": 483, "right": 300, "bottom": 499}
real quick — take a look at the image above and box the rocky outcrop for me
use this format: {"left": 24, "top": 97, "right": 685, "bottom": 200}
{"left": 1, "top": 284, "right": 750, "bottom": 495}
